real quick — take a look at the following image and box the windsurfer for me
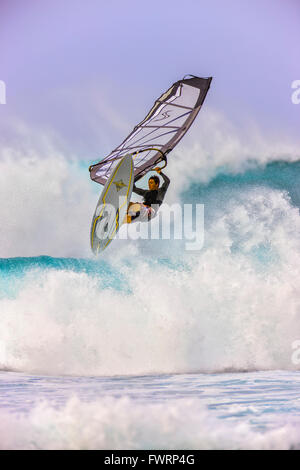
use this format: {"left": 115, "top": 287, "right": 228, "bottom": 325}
{"left": 125, "top": 167, "right": 170, "bottom": 223}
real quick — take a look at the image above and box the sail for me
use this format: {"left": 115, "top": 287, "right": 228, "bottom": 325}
{"left": 89, "top": 75, "right": 212, "bottom": 185}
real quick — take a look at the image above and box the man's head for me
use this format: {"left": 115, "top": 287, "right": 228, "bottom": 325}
{"left": 148, "top": 175, "right": 160, "bottom": 191}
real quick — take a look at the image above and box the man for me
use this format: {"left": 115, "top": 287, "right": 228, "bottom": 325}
{"left": 126, "top": 167, "right": 170, "bottom": 223}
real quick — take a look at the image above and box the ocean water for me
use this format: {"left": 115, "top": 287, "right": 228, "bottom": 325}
{"left": 0, "top": 150, "right": 300, "bottom": 450}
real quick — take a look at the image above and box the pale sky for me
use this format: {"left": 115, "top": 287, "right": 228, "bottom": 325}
{"left": 0, "top": 0, "right": 299, "bottom": 160}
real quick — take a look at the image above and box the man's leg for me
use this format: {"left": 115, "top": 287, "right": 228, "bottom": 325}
{"left": 123, "top": 203, "right": 141, "bottom": 224}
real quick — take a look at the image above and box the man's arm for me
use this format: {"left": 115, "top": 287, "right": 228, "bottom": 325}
{"left": 159, "top": 171, "right": 170, "bottom": 190}
{"left": 132, "top": 184, "right": 147, "bottom": 196}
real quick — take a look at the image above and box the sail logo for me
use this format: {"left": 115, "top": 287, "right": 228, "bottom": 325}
{"left": 291, "top": 80, "right": 300, "bottom": 104}
{"left": 0, "top": 80, "right": 6, "bottom": 104}
{"left": 154, "top": 110, "right": 171, "bottom": 122}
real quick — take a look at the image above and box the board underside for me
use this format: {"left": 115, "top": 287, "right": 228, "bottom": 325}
{"left": 90, "top": 155, "right": 134, "bottom": 254}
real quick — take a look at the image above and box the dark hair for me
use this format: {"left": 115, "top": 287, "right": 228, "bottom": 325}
{"left": 148, "top": 175, "right": 160, "bottom": 186}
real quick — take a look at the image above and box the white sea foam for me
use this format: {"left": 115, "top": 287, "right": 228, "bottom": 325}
{"left": 0, "top": 119, "right": 300, "bottom": 376}
{"left": 0, "top": 148, "right": 95, "bottom": 258}
{"left": 0, "top": 395, "right": 299, "bottom": 450}
{"left": 1, "top": 191, "right": 300, "bottom": 377}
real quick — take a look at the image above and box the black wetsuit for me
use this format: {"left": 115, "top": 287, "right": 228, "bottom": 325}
{"left": 131, "top": 171, "right": 170, "bottom": 220}
{"left": 132, "top": 171, "right": 170, "bottom": 206}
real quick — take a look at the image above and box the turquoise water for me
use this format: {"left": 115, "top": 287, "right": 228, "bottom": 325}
{"left": 0, "top": 256, "right": 129, "bottom": 299}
